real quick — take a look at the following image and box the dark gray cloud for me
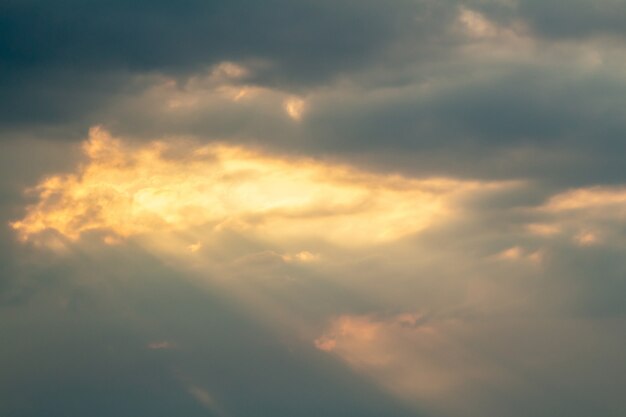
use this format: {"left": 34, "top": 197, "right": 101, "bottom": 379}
{"left": 299, "top": 65, "right": 626, "bottom": 185}
{"left": 518, "top": 0, "right": 626, "bottom": 39}
{"left": 0, "top": 0, "right": 415, "bottom": 75}
{"left": 0, "top": 0, "right": 446, "bottom": 132}
{"left": 4, "top": 0, "right": 626, "bottom": 190}
{"left": 467, "top": 0, "right": 626, "bottom": 39}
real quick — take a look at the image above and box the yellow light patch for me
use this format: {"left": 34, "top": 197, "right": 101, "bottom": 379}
{"left": 283, "top": 97, "right": 305, "bottom": 120}
{"left": 12, "top": 127, "right": 492, "bottom": 247}
{"left": 543, "top": 186, "right": 626, "bottom": 211}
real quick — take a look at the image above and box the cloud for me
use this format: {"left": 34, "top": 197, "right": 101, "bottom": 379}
{"left": 3, "top": 0, "right": 626, "bottom": 193}
{"left": 147, "top": 341, "right": 175, "bottom": 350}
{"left": 316, "top": 313, "right": 626, "bottom": 417}
{"left": 543, "top": 186, "right": 626, "bottom": 211}
{"left": 315, "top": 314, "right": 506, "bottom": 416}
{"left": 5, "top": 129, "right": 626, "bottom": 417}
{"left": 0, "top": 0, "right": 448, "bottom": 133}
{"left": 516, "top": 0, "right": 626, "bottom": 39}
{"left": 12, "top": 127, "right": 499, "bottom": 248}
{"left": 187, "top": 384, "right": 228, "bottom": 416}
{"left": 283, "top": 97, "right": 306, "bottom": 121}
{"left": 524, "top": 185, "right": 626, "bottom": 249}
{"left": 3, "top": 2, "right": 626, "bottom": 416}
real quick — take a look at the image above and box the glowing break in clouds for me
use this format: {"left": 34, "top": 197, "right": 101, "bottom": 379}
{"left": 12, "top": 127, "right": 494, "bottom": 247}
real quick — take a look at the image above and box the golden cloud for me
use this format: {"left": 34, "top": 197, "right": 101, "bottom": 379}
{"left": 12, "top": 127, "right": 496, "bottom": 247}
{"left": 526, "top": 185, "right": 626, "bottom": 247}
{"left": 543, "top": 186, "right": 626, "bottom": 212}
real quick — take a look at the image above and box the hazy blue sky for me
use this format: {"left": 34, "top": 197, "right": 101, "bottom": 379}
{"left": 1, "top": 1, "right": 626, "bottom": 416}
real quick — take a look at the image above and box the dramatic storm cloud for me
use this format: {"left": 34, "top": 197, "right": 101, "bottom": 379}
{"left": 2, "top": 1, "right": 626, "bottom": 417}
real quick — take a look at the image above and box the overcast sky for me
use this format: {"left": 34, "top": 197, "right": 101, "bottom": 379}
{"left": 1, "top": 1, "right": 626, "bottom": 416}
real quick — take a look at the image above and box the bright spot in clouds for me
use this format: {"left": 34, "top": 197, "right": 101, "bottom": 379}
{"left": 12, "top": 127, "right": 496, "bottom": 248}
{"left": 283, "top": 97, "right": 305, "bottom": 120}
{"left": 458, "top": 8, "right": 499, "bottom": 38}
{"left": 543, "top": 186, "right": 626, "bottom": 211}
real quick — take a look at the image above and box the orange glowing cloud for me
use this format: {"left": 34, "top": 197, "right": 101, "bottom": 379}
{"left": 524, "top": 185, "right": 626, "bottom": 247}
{"left": 314, "top": 314, "right": 506, "bottom": 416}
{"left": 543, "top": 186, "right": 626, "bottom": 212}
{"left": 12, "top": 127, "right": 498, "bottom": 247}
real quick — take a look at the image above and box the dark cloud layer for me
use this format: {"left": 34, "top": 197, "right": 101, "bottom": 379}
{"left": 0, "top": 0, "right": 434, "bottom": 130}
{"left": 518, "top": 0, "right": 626, "bottom": 39}
{"left": 3, "top": 0, "right": 626, "bottom": 188}
{"left": 301, "top": 66, "right": 626, "bottom": 185}
{"left": 0, "top": 0, "right": 413, "bottom": 74}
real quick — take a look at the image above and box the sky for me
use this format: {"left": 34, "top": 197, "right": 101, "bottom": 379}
{"left": 1, "top": 1, "right": 626, "bottom": 416}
